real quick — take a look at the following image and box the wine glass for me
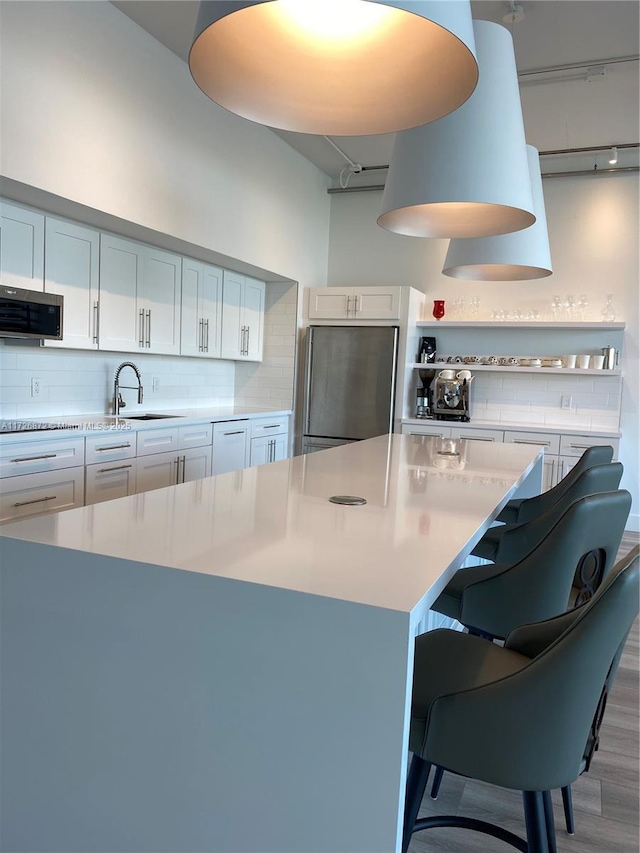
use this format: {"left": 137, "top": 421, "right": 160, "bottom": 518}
{"left": 601, "top": 294, "right": 617, "bottom": 322}
{"left": 577, "top": 295, "right": 588, "bottom": 321}
{"left": 551, "top": 295, "right": 562, "bottom": 321}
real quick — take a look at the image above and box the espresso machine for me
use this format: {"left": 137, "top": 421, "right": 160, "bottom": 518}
{"left": 416, "top": 369, "right": 436, "bottom": 418}
{"left": 433, "top": 371, "right": 473, "bottom": 421}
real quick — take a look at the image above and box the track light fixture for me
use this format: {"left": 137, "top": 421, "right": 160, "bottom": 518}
{"left": 609, "top": 147, "right": 618, "bottom": 165}
{"left": 189, "top": 0, "right": 478, "bottom": 136}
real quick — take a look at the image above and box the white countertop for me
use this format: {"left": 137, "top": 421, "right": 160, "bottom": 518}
{"left": 401, "top": 417, "right": 621, "bottom": 438}
{"left": 0, "top": 406, "right": 292, "bottom": 443}
{"left": 0, "top": 434, "right": 541, "bottom": 613}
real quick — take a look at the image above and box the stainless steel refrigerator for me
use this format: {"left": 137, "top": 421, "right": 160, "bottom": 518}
{"left": 302, "top": 325, "right": 399, "bottom": 453}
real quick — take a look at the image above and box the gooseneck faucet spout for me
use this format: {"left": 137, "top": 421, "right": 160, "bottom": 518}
{"left": 113, "top": 362, "right": 144, "bottom": 416}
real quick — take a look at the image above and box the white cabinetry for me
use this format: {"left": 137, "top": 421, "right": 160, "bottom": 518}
{"left": 212, "top": 420, "right": 250, "bottom": 474}
{"left": 44, "top": 217, "right": 100, "bottom": 350}
{"left": 220, "top": 272, "right": 265, "bottom": 361}
{"left": 250, "top": 416, "right": 289, "bottom": 467}
{"left": 308, "top": 287, "right": 402, "bottom": 320}
{"left": 85, "top": 460, "right": 136, "bottom": 505}
{"left": 0, "top": 435, "right": 85, "bottom": 523}
{"left": 135, "top": 424, "right": 213, "bottom": 494}
{"left": 0, "top": 467, "right": 84, "bottom": 523}
{"left": 180, "top": 259, "right": 222, "bottom": 358}
{"left": 99, "top": 234, "right": 181, "bottom": 355}
{"left": 0, "top": 200, "right": 44, "bottom": 290}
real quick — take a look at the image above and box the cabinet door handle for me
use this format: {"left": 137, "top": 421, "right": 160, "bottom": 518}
{"left": 223, "top": 430, "right": 245, "bottom": 436}
{"left": 139, "top": 309, "right": 145, "bottom": 347}
{"left": 466, "top": 436, "right": 494, "bottom": 442}
{"left": 93, "top": 302, "right": 99, "bottom": 344}
{"left": 354, "top": 294, "right": 360, "bottom": 314}
{"left": 97, "top": 464, "right": 133, "bottom": 473}
{"left": 95, "top": 443, "right": 131, "bottom": 452}
{"left": 262, "top": 425, "right": 280, "bottom": 430}
{"left": 346, "top": 295, "right": 352, "bottom": 316}
{"left": 146, "top": 310, "right": 151, "bottom": 347}
{"left": 550, "top": 457, "right": 556, "bottom": 485}
{"left": 199, "top": 318, "right": 204, "bottom": 352}
{"left": 205, "top": 319, "right": 210, "bottom": 352}
{"left": 174, "top": 456, "right": 181, "bottom": 485}
{"left": 11, "top": 453, "right": 58, "bottom": 463}
{"left": 568, "top": 443, "right": 594, "bottom": 450}
{"left": 514, "top": 439, "right": 550, "bottom": 447}
{"left": 13, "top": 495, "right": 57, "bottom": 508}
{"left": 245, "top": 326, "right": 250, "bottom": 356}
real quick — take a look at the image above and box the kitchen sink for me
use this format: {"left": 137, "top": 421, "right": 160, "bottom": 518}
{"left": 121, "top": 414, "right": 183, "bottom": 420}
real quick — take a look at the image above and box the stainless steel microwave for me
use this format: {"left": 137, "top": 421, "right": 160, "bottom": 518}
{"left": 0, "top": 285, "right": 63, "bottom": 340}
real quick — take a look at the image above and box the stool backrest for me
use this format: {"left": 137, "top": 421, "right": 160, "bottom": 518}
{"left": 518, "top": 445, "right": 614, "bottom": 523}
{"left": 427, "top": 546, "right": 639, "bottom": 792}
{"left": 498, "top": 462, "right": 623, "bottom": 565}
{"left": 462, "top": 489, "right": 632, "bottom": 637}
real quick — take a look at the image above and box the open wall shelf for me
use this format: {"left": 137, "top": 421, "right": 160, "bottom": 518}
{"left": 416, "top": 321, "right": 626, "bottom": 330}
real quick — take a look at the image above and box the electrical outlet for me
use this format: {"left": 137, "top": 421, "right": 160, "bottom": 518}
{"left": 30, "top": 377, "right": 42, "bottom": 398}
{"left": 561, "top": 395, "right": 573, "bottom": 410}
{"left": 152, "top": 377, "right": 160, "bottom": 392}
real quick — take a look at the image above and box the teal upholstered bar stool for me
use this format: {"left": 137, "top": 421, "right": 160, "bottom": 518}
{"left": 403, "top": 545, "right": 640, "bottom": 853}
{"left": 474, "top": 461, "right": 623, "bottom": 565}
{"left": 496, "top": 444, "right": 614, "bottom": 525}
{"left": 433, "top": 489, "right": 631, "bottom": 640}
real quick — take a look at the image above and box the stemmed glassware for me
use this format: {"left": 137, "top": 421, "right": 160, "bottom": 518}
{"left": 577, "top": 295, "right": 588, "bottom": 321}
{"left": 551, "top": 295, "right": 562, "bottom": 321}
{"left": 601, "top": 294, "right": 617, "bottom": 322}
{"left": 469, "top": 296, "right": 480, "bottom": 319}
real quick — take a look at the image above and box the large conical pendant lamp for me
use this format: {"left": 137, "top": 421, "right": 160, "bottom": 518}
{"left": 378, "top": 19, "right": 535, "bottom": 239}
{"left": 442, "top": 145, "right": 553, "bottom": 280}
{"left": 189, "top": 0, "right": 478, "bottom": 135}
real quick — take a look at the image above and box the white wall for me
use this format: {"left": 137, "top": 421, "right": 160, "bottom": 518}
{"left": 0, "top": 0, "right": 329, "bottom": 421}
{"left": 0, "top": 0, "right": 330, "bottom": 287}
{"left": 328, "top": 175, "right": 640, "bottom": 529}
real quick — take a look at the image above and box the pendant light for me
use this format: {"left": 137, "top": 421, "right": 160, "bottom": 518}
{"left": 189, "top": 0, "right": 478, "bottom": 135}
{"left": 442, "top": 145, "right": 552, "bottom": 280}
{"left": 378, "top": 19, "right": 535, "bottom": 239}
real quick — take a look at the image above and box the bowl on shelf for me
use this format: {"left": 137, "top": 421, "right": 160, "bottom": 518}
{"left": 519, "top": 358, "right": 542, "bottom": 367}
{"left": 541, "top": 358, "right": 563, "bottom": 368}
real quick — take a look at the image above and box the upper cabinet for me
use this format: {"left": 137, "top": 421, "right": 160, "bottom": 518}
{"left": 99, "top": 234, "right": 181, "bottom": 355}
{"left": 44, "top": 217, "right": 100, "bottom": 350}
{"left": 0, "top": 201, "right": 44, "bottom": 290}
{"left": 308, "top": 287, "right": 402, "bottom": 321}
{"left": 180, "top": 259, "right": 223, "bottom": 358}
{"left": 221, "top": 271, "right": 265, "bottom": 361}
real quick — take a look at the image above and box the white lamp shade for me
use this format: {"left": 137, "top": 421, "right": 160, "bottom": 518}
{"left": 378, "top": 19, "right": 535, "bottom": 239}
{"left": 189, "top": 0, "right": 478, "bottom": 135}
{"left": 443, "top": 145, "right": 552, "bottom": 280}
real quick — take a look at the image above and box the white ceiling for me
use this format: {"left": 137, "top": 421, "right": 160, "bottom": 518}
{"left": 111, "top": 1, "right": 639, "bottom": 179}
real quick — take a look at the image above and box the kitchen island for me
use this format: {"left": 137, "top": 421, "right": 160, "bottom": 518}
{"left": 0, "top": 434, "right": 542, "bottom": 853}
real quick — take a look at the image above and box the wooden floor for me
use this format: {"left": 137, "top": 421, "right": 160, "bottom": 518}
{"left": 409, "top": 532, "right": 640, "bottom": 853}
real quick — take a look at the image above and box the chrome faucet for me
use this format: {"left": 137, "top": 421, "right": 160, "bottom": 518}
{"left": 113, "top": 362, "right": 143, "bottom": 416}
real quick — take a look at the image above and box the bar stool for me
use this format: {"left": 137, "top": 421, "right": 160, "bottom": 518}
{"left": 472, "top": 461, "right": 623, "bottom": 565}
{"left": 403, "top": 546, "right": 640, "bottom": 853}
{"left": 433, "top": 489, "right": 631, "bottom": 640}
{"left": 496, "top": 444, "right": 614, "bottom": 525}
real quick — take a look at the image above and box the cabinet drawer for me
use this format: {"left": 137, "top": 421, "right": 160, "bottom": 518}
{"left": 85, "top": 459, "right": 136, "bottom": 505}
{"left": 0, "top": 467, "right": 84, "bottom": 523}
{"left": 136, "top": 427, "right": 180, "bottom": 457}
{"left": 85, "top": 432, "right": 136, "bottom": 464}
{"left": 503, "top": 431, "right": 561, "bottom": 455}
{"left": 178, "top": 422, "right": 213, "bottom": 450}
{"left": 450, "top": 428, "right": 504, "bottom": 443}
{"left": 401, "top": 424, "right": 452, "bottom": 439}
{"left": 250, "top": 417, "right": 289, "bottom": 438}
{"left": 0, "top": 436, "right": 85, "bottom": 479}
{"left": 559, "top": 434, "right": 620, "bottom": 459}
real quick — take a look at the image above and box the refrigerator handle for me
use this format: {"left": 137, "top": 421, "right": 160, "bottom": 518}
{"left": 303, "top": 329, "right": 314, "bottom": 433}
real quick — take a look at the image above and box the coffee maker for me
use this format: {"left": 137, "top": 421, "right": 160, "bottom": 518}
{"left": 433, "top": 372, "right": 473, "bottom": 421}
{"left": 418, "top": 336, "right": 437, "bottom": 364}
{"left": 416, "top": 369, "right": 436, "bottom": 418}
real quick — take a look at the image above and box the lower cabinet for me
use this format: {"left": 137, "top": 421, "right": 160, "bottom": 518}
{"left": 403, "top": 424, "right": 619, "bottom": 492}
{"left": 212, "top": 421, "right": 250, "bottom": 475}
{"left": 249, "top": 416, "right": 290, "bottom": 467}
{"left": 85, "top": 459, "right": 137, "bottom": 505}
{"left": 135, "top": 446, "right": 212, "bottom": 494}
{"left": 250, "top": 434, "right": 288, "bottom": 466}
{"left": 0, "top": 467, "right": 84, "bottom": 523}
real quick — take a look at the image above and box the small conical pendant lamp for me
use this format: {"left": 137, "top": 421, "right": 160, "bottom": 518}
{"left": 378, "top": 19, "right": 535, "bottom": 239}
{"left": 189, "top": 0, "right": 478, "bottom": 135}
{"left": 442, "top": 145, "right": 552, "bottom": 280}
